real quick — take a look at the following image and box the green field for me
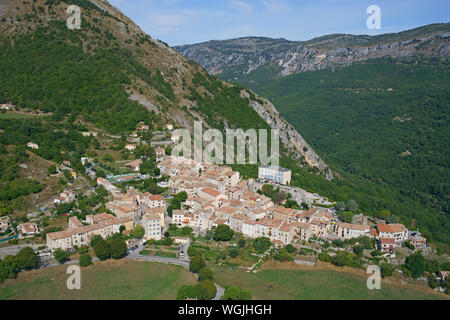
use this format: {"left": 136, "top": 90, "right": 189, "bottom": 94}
{"left": 211, "top": 265, "right": 448, "bottom": 300}
{"left": 0, "top": 260, "right": 197, "bottom": 300}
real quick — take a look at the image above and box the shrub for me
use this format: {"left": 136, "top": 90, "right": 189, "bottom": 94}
{"left": 198, "top": 280, "right": 216, "bottom": 300}
{"left": 130, "top": 225, "right": 145, "bottom": 239}
{"left": 79, "top": 254, "right": 92, "bottom": 267}
{"left": 53, "top": 249, "right": 69, "bottom": 263}
{"left": 222, "top": 285, "right": 252, "bottom": 300}
{"left": 198, "top": 267, "right": 214, "bottom": 281}
{"left": 285, "top": 244, "right": 296, "bottom": 254}
{"left": 252, "top": 237, "right": 271, "bottom": 254}
{"left": 94, "top": 239, "right": 111, "bottom": 261}
{"left": 15, "top": 247, "right": 38, "bottom": 270}
{"left": 189, "top": 256, "right": 206, "bottom": 273}
{"left": 90, "top": 234, "right": 103, "bottom": 247}
{"left": 213, "top": 225, "right": 234, "bottom": 242}
{"left": 110, "top": 238, "right": 127, "bottom": 260}
{"left": 228, "top": 247, "right": 239, "bottom": 258}
{"left": 78, "top": 245, "right": 88, "bottom": 254}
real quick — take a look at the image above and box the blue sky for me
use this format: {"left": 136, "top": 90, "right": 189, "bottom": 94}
{"left": 109, "top": 0, "right": 450, "bottom": 46}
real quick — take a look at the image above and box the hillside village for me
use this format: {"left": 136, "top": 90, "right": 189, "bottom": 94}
{"left": 1, "top": 107, "right": 446, "bottom": 297}
{"left": 42, "top": 148, "right": 427, "bottom": 255}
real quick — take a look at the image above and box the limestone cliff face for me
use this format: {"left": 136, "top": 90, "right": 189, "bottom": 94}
{"left": 175, "top": 24, "right": 450, "bottom": 80}
{"left": 241, "top": 90, "right": 333, "bottom": 180}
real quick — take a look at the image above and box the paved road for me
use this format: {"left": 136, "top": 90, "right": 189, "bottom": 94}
{"left": 126, "top": 244, "right": 224, "bottom": 299}
{"left": 0, "top": 244, "right": 42, "bottom": 259}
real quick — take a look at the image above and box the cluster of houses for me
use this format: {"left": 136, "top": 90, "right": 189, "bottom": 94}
{"left": 159, "top": 155, "right": 427, "bottom": 251}
{"left": 45, "top": 153, "right": 427, "bottom": 254}
{"left": 46, "top": 213, "right": 135, "bottom": 252}
{"left": 53, "top": 190, "right": 77, "bottom": 205}
{"left": 46, "top": 176, "right": 167, "bottom": 252}
{"left": 17, "top": 222, "right": 41, "bottom": 237}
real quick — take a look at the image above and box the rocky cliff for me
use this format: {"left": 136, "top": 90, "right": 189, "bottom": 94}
{"left": 175, "top": 23, "right": 450, "bottom": 81}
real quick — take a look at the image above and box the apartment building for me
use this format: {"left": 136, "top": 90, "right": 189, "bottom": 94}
{"left": 47, "top": 216, "right": 134, "bottom": 252}
{"left": 335, "top": 222, "right": 371, "bottom": 239}
{"left": 142, "top": 214, "right": 162, "bottom": 241}
{"left": 258, "top": 165, "right": 292, "bottom": 185}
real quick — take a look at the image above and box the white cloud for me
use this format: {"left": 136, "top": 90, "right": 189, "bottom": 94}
{"left": 231, "top": 0, "right": 253, "bottom": 14}
{"left": 262, "top": 0, "right": 294, "bottom": 15}
{"left": 145, "top": 9, "right": 201, "bottom": 35}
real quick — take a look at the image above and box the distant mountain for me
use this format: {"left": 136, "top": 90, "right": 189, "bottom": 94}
{"left": 0, "top": 0, "right": 331, "bottom": 176}
{"left": 176, "top": 24, "right": 450, "bottom": 252}
{"left": 175, "top": 23, "right": 450, "bottom": 81}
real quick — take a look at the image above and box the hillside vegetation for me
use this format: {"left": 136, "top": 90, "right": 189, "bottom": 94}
{"left": 240, "top": 57, "right": 450, "bottom": 252}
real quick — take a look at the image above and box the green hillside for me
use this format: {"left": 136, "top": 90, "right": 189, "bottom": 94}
{"left": 239, "top": 57, "right": 450, "bottom": 252}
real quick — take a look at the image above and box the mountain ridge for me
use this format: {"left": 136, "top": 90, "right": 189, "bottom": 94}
{"left": 175, "top": 23, "right": 450, "bottom": 81}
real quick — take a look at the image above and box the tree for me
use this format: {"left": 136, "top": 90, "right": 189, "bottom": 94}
{"left": 378, "top": 210, "right": 391, "bottom": 221}
{"left": 0, "top": 201, "right": 12, "bottom": 217}
{"left": 238, "top": 238, "right": 246, "bottom": 248}
{"left": 213, "top": 225, "right": 234, "bottom": 242}
{"left": 198, "top": 267, "right": 214, "bottom": 281}
{"left": 194, "top": 283, "right": 209, "bottom": 300}
{"left": 189, "top": 256, "right": 206, "bottom": 273}
{"left": 53, "top": 249, "right": 69, "bottom": 263}
{"left": 130, "top": 225, "right": 145, "bottom": 239}
{"left": 228, "top": 247, "right": 239, "bottom": 258}
{"left": 285, "top": 244, "right": 296, "bottom": 254}
{"left": 403, "top": 240, "right": 415, "bottom": 250}
{"left": 222, "top": 285, "right": 252, "bottom": 300}
{"left": 177, "top": 285, "right": 199, "bottom": 300}
{"left": 339, "top": 211, "right": 354, "bottom": 223}
{"left": 332, "top": 239, "right": 345, "bottom": 248}
{"left": 380, "top": 263, "right": 395, "bottom": 278}
{"left": 119, "top": 225, "right": 126, "bottom": 235}
{"left": 79, "top": 254, "right": 92, "bottom": 267}
{"left": 110, "top": 238, "right": 127, "bottom": 260}
{"left": 346, "top": 200, "right": 359, "bottom": 212}
{"left": 253, "top": 237, "right": 271, "bottom": 254}
{"left": 353, "top": 245, "right": 363, "bottom": 256}
{"left": 405, "top": 252, "right": 426, "bottom": 279}
{"left": 0, "top": 255, "right": 19, "bottom": 281}
{"left": 90, "top": 234, "right": 103, "bottom": 247}
{"left": 388, "top": 215, "right": 399, "bottom": 224}
{"left": 335, "top": 201, "right": 346, "bottom": 211}
{"left": 94, "top": 239, "right": 111, "bottom": 261}
{"left": 428, "top": 276, "right": 439, "bottom": 289}
{"left": 15, "top": 247, "right": 38, "bottom": 270}
{"left": 48, "top": 165, "right": 57, "bottom": 175}
{"left": 78, "top": 245, "right": 88, "bottom": 254}
{"left": 198, "top": 280, "right": 217, "bottom": 300}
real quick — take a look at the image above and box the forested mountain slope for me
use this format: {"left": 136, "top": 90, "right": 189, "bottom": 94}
{"left": 242, "top": 57, "right": 450, "bottom": 251}
{"left": 0, "top": 0, "right": 330, "bottom": 174}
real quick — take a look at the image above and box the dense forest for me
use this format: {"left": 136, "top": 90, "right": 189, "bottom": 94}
{"left": 239, "top": 57, "right": 450, "bottom": 252}
{"left": 0, "top": 21, "right": 161, "bottom": 134}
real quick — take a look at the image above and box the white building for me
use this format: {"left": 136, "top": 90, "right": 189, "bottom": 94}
{"left": 258, "top": 165, "right": 291, "bottom": 185}
{"left": 142, "top": 214, "right": 162, "bottom": 241}
{"left": 335, "top": 222, "right": 370, "bottom": 239}
{"left": 26, "top": 142, "right": 39, "bottom": 149}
